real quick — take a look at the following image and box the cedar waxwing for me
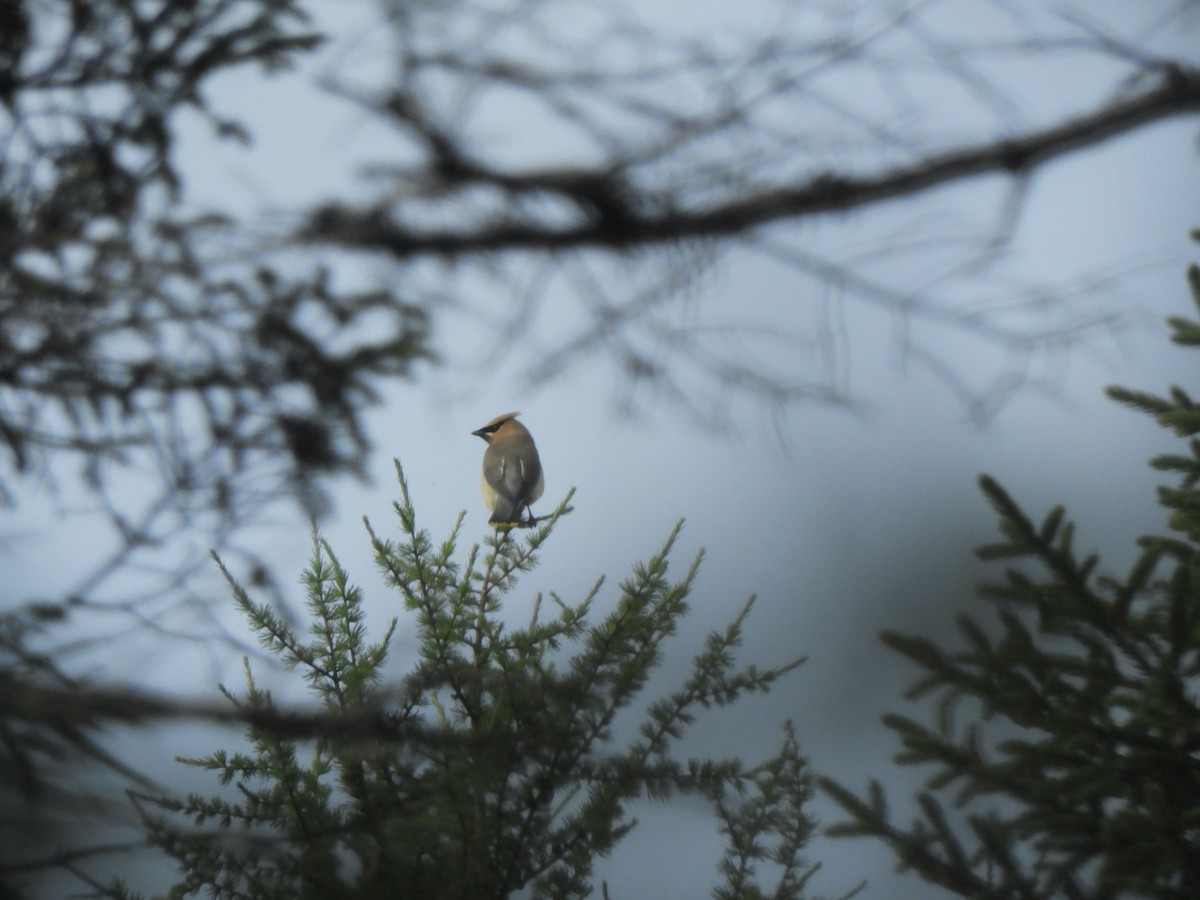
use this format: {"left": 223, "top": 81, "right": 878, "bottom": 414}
{"left": 471, "top": 411, "right": 544, "bottom": 526}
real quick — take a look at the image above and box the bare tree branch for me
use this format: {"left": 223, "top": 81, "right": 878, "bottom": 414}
{"left": 304, "top": 66, "right": 1200, "bottom": 257}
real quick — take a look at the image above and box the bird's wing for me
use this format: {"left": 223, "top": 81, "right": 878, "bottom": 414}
{"left": 483, "top": 454, "right": 519, "bottom": 501}
{"left": 483, "top": 447, "right": 541, "bottom": 502}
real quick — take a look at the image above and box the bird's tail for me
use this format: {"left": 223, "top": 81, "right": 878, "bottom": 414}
{"left": 489, "top": 499, "right": 519, "bottom": 526}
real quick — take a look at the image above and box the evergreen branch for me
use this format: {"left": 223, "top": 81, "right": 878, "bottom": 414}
{"left": 820, "top": 778, "right": 993, "bottom": 896}
{"left": 213, "top": 552, "right": 314, "bottom": 673}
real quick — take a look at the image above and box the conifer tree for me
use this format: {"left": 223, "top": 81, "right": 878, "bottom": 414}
{"left": 821, "top": 243, "right": 1200, "bottom": 898}
{"left": 114, "top": 469, "right": 820, "bottom": 899}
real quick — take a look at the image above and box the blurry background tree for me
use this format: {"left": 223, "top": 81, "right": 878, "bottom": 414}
{"left": 300, "top": 0, "right": 1199, "bottom": 422}
{"left": 820, "top": 252, "right": 1200, "bottom": 898}
{"left": 1, "top": 0, "right": 430, "bottom": 884}
{"left": 0, "top": 0, "right": 1196, "bottom": 894}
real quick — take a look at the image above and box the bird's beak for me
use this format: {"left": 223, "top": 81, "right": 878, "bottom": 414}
{"left": 471, "top": 427, "right": 488, "bottom": 439}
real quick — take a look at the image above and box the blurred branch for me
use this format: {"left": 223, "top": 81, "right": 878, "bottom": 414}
{"left": 0, "top": 674, "right": 401, "bottom": 741}
{"left": 293, "top": 0, "right": 1200, "bottom": 423}
{"left": 305, "top": 65, "right": 1200, "bottom": 256}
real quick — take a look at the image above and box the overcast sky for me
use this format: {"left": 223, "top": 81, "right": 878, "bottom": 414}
{"left": 13, "top": 2, "right": 1200, "bottom": 896}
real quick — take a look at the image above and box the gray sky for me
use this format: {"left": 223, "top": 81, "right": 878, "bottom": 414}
{"left": 12, "top": 1, "right": 1200, "bottom": 896}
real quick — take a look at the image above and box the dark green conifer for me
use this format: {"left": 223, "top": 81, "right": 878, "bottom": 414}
{"left": 822, "top": 242, "right": 1200, "bottom": 899}
{"left": 118, "top": 469, "right": 820, "bottom": 899}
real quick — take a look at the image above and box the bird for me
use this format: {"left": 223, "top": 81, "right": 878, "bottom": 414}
{"left": 471, "top": 411, "right": 544, "bottom": 526}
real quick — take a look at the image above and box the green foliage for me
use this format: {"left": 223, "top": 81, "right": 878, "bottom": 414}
{"left": 820, "top": 251, "right": 1200, "bottom": 898}
{"left": 123, "top": 465, "right": 814, "bottom": 899}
